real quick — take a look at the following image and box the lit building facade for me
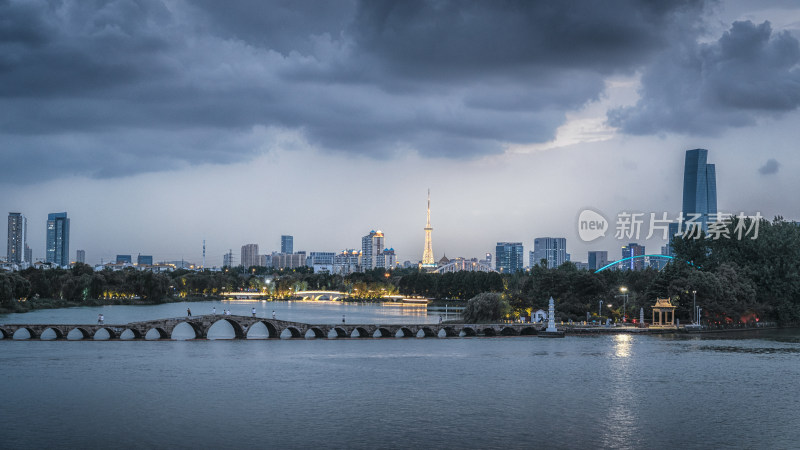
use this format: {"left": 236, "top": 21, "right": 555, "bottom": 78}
{"left": 361, "top": 230, "right": 385, "bottom": 271}
{"left": 333, "top": 249, "right": 361, "bottom": 275}
{"left": 621, "top": 243, "right": 645, "bottom": 271}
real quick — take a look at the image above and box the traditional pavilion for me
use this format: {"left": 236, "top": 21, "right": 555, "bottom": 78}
{"left": 651, "top": 298, "right": 677, "bottom": 328}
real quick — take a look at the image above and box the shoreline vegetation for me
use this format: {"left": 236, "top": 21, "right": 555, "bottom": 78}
{"left": 2, "top": 217, "right": 799, "bottom": 326}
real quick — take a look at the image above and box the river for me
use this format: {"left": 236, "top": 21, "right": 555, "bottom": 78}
{"left": 1, "top": 302, "right": 799, "bottom": 449}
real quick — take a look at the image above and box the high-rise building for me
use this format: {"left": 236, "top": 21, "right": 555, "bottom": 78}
{"left": 421, "top": 189, "right": 435, "bottom": 267}
{"left": 531, "top": 237, "right": 567, "bottom": 268}
{"left": 46, "top": 212, "right": 70, "bottom": 266}
{"left": 7, "top": 212, "right": 27, "bottom": 264}
{"left": 271, "top": 252, "right": 305, "bottom": 269}
{"left": 280, "top": 235, "right": 293, "bottom": 254}
{"left": 137, "top": 254, "right": 153, "bottom": 266}
{"left": 241, "top": 244, "right": 260, "bottom": 268}
{"left": 496, "top": 242, "right": 524, "bottom": 273}
{"left": 116, "top": 255, "right": 132, "bottom": 264}
{"left": 376, "top": 248, "right": 396, "bottom": 270}
{"left": 361, "top": 230, "right": 385, "bottom": 271}
{"left": 223, "top": 250, "right": 234, "bottom": 267}
{"left": 333, "top": 249, "right": 361, "bottom": 275}
{"left": 76, "top": 249, "right": 86, "bottom": 264}
{"left": 25, "top": 245, "right": 32, "bottom": 264}
{"left": 682, "top": 149, "right": 717, "bottom": 230}
{"left": 621, "top": 243, "right": 645, "bottom": 271}
{"left": 588, "top": 251, "right": 609, "bottom": 271}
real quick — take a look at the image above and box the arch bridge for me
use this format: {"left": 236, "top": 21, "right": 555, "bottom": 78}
{"left": 0, "top": 315, "right": 544, "bottom": 341}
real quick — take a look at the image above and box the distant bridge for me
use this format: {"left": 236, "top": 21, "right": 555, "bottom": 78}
{"left": 594, "top": 254, "right": 676, "bottom": 273}
{"left": 0, "top": 315, "right": 545, "bottom": 341}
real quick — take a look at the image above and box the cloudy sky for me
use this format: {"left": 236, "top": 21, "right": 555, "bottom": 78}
{"left": 2, "top": 0, "right": 800, "bottom": 266}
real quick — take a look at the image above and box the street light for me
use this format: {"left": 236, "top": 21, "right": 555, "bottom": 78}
{"left": 598, "top": 299, "right": 603, "bottom": 316}
{"left": 692, "top": 290, "right": 697, "bottom": 324}
{"left": 616, "top": 287, "right": 629, "bottom": 323}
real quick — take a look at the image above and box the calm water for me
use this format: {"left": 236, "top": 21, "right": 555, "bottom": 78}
{"left": 1, "top": 304, "right": 799, "bottom": 449}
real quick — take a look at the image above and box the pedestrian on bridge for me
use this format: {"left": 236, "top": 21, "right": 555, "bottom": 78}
{"left": 272, "top": 310, "right": 276, "bottom": 320}
{"left": 187, "top": 308, "right": 192, "bottom": 317}
{"left": 98, "top": 314, "right": 104, "bottom": 325}
{"left": 342, "top": 314, "right": 346, "bottom": 323}
{"left": 212, "top": 306, "right": 216, "bottom": 316}
{"left": 252, "top": 307, "right": 257, "bottom": 317}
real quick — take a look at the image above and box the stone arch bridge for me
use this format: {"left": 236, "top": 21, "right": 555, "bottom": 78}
{"left": 0, "top": 315, "right": 545, "bottom": 340}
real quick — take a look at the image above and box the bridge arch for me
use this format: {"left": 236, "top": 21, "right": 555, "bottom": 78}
{"left": 459, "top": 327, "right": 477, "bottom": 337}
{"left": 145, "top": 327, "right": 169, "bottom": 340}
{"left": 171, "top": 322, "right": 203, "bottom": 340}
{"left": 481, "top": 328, "right": 497, "bottom": 337}
{"left": 246, "top": 321, "right": 277, "bottom": 339}
{"left": 280, "top": 327, "right": 302, "bottom": 339}
{"left": 0, "top": 328, "right": 9, "bottom": 339}
{"left": 328, "top": 327, "right": 348, "bottom": 338}
{"left": 13, "top": 327, "right": 37, "bottom": 340}
{"left": 207, "top": 319, "right": 245, "bottom": 340}
{"left": 595, "top": 254, "right": 677, "bottom": 272}
{"left": 67, "top": 327, "right": 91, "bottom": 340}
{"left": 416, "top": 327, "right": 436, "bottom": 338}
{"left": 120, "top": 329, "right": 141, "bottom": 340}
{"left": 500, "top": 327, "right": 519, "bottom": 336}
{"left": 395, "top": 327, "right": 414, "bottom": 338}
{"left": 438, "top": 327, "right": 457, "bottom": 338}
{"left": 373, "top": 327, "right": 393, "bottom": 338}
{"left": 40, "top": 327, "right": 64, "bottom": 340}
{"left": 305, "top": 327, "right": 326, "bottom": 339}
{"left": 351, "top": 327, "right": 370, "bottom": 338}
{"left": 520, "top": 327, "right": 537, "bottom": 336}
{"left": 93, "top": 328, "right": 116, "bottom": 340}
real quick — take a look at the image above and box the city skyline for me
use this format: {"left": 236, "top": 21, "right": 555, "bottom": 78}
{"left": 2, "top": 1, "right": 799, "bottom": 266}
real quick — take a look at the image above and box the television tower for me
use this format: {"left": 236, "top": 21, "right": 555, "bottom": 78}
{"left": 422, "top": 189, "right": 435, "bottom": 266}
{"left": 202, "top": 240, "right": 206, "bottom": 269}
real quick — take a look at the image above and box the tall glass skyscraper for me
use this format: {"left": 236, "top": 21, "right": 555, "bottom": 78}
{"left": 682, "top": 149, "right": 717, "bottom": 229}
{"left": 280, "top": 235, "right": 293, "bottom": 254}
{"left": 46, "top": 212, "right": 70, "bottom": 266}
{"left": 7, "top": 212, "right": 27, "bottom": 264}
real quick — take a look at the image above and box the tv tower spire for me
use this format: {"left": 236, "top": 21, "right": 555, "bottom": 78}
{"left": 422, "top": 189, "right": 435, "bottom": 266}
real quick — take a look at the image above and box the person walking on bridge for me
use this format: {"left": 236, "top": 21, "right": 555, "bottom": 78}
{"left": 272, "top": 310, "right": 276, "bottom": 320}
{"left": 252, "top": 307, "right": 257, "bottom": 317}
{"left": 98, "top": 314, "right": 104, "bottom": 325}
{"left": 187, "top": 308, "right": 192, "bottom": 317}
{"left": 212, "top": 306, "right": 216, "bottom": 316}
{"left": 342, "top": 314, "right": 346, "bottom": 323}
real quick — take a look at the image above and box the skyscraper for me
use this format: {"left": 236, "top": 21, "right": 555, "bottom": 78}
{"left": 682, "top": 149, "right": 717, "bottom": 229}
{"left": 621, "top": 243, "right": 645, "bottom": 271}
{"left": 280, "top": 235, "right": 293, "bottom": 254}
{"left": 76, "top": 249, "right": 86, "bottom": 264}
{"left": 46, "top": 212, "right": 70, "bottom": 266}
{"left": 588, "top": 251, "right": 609, "bottom": 271}
{"left": 531, "top": 237, "right": 567, "bottom": 268}
{"left": 496, "top": 242, "right": 524, "bottom": 273}
{"left": 241, "top": 244, "right": 259, "bottom": 268}
{"left": 7, "top": 212, "right": 27, "bottom": 264}
{"left": 421, "top": 189, "right": 435, "bottom": 267}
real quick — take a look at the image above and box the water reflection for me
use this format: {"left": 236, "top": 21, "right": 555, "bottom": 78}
{"left": 614, "top": 334, "right": 632, "bottom": 358}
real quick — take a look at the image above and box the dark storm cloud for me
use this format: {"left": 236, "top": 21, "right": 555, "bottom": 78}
{"left": 0, "top": 0, "right": 708, "bottom": 183}
{"left": 608, "top": 20, "right": 800, "bottom": 135}
{"left": 759, "top": 158, "right": 781, "bottom": 175}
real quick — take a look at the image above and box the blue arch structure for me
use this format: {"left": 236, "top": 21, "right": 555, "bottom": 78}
{"left": 594, "top": 254, "right": 676, "bottom": 273}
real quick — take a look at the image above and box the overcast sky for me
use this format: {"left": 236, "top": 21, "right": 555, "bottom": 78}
{"left": 2, "top": 0, "right": 800, "bottom": 266}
